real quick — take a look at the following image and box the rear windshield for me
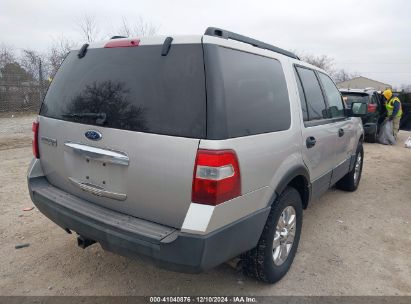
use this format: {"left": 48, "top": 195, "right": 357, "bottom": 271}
{"left": 40, "top": 44, "right": 206, "bottom": 138}
{"left": 341, "top": 92, "right": 370, "bottom": 106}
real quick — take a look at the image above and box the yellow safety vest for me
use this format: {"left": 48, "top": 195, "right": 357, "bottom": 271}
{"left": 386, "top": 97, "right": 402, "bottom": 118}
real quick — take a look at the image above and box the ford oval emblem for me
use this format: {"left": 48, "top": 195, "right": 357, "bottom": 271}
{"left": 85, "top": 130, "right": 102, "bottom": 141}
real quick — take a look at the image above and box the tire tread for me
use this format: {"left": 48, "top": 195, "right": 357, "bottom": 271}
{"left": 337, "top": 143, "right": 363, "bottom": 192}
{"left": 242, "top": 187, "right": 302, "bottom": 283}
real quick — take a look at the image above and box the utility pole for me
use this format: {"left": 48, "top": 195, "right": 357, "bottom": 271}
{"left": 38, "top": 58, "right": 44, "bottom": 104}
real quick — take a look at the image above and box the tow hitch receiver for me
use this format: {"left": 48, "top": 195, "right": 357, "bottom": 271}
{"left": 77, "top": 235, "right": 96, "bottom": 249}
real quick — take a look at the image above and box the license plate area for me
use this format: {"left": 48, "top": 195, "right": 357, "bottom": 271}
{"left": 63, "top": 143, "right": 128, "bottom": 200}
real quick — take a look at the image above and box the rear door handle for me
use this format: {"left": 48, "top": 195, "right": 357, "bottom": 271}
{"left": 64, "top": 142, "right": 129, "bottom": 166}
{"left": 306, "top": 136, "right": 316, "bottom": 148}
{"left": 338, "top": 128, "right": 344, "bottom": 137}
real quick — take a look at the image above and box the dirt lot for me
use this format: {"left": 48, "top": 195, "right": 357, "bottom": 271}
{"left": 0, "top": 115, "right": 410, "bottom": 296}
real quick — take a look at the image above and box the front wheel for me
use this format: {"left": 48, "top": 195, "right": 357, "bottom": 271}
{"left": 336, "top": 143, "right": 364, "bottom": 191}
{"left": 242, "top": 187, "right": 302, "bottom": 283}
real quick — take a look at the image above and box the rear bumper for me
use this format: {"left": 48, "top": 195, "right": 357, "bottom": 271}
{"left": 27, "top": 161, "right": 269, "bottom": 273}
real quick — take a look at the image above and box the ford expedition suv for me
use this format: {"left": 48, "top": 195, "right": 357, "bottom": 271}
{"left": 27, "top": 27, "right": 367, "bottom": 283}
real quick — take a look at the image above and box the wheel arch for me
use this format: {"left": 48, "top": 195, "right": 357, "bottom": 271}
{"left": 274, "top": 166, "right": 311, "bottom": 209}
{"left": 360, "top": 132, "right": 365, "bottom": 143}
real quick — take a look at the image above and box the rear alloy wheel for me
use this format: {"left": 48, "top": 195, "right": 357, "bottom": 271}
{"left": 242, "top": 187, "right": 302, "bottom": 283}
{"left": 272, "top": 206, "right": 296, "bottom": 266}
{"left": 336, "top": 143, "right": 364, "bottom": 191}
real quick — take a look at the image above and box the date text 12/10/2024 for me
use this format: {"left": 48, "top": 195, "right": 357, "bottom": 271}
{"left": 149, "top": 296, "right": 258, "bottom": 303}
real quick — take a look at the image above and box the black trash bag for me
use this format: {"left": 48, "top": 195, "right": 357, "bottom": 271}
{"left": 378, "top": 120, "right": 396, "bottom": 145}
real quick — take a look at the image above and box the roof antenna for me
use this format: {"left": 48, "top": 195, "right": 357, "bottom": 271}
{"left": 161, "top": 37, "right": 173, "bottom": 56}
{"left": 78, "top": 43, "right": 89, "bottom": 59}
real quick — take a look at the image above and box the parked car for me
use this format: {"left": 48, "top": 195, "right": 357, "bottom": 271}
{"left": 340, "top": 88, "right": 384, "bottom": 142}
{"left": 27, "top": 27, "right": 366, "bottom": 283}
{"left": 398, "top": 92, "right": 411, "bottom": 131}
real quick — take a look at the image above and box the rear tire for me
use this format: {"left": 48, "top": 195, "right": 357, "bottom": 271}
{"left": 367, "top": 128, "right": 378, "bottom": 143}
{"left": 242, "top": 187, "right": 302, "bottom": 284}
{"left": 336, "top": 143, "right": 364, "bottom": 191}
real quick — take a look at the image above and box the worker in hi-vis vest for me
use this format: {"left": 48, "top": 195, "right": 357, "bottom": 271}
{"left": 382, "top": 89, "right": 402, "bottom": 140}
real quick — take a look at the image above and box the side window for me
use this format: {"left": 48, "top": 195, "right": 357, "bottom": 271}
{"left": 294, "top": 70, "right": 308, "bottom": 121}
{"left": 217, "top": 47, "right": 291, "bottom": 138}
{"left": 371, "top": 94, "right": 378, "bottom": 104}
{"left": 318, "top": 73, "right": 345, "bottom": 118}
{"left": 372, "top": 93, "right": 382, "bottom": 111}
{"left": 296, "top": 67, "right": 328, "bottom": 120}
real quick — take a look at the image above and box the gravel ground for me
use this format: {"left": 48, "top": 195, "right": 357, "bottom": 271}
{"left": 0, "top": 115, "right": 410, "bottom": 296}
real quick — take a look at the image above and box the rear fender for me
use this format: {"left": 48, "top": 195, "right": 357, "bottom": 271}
{"left": 272, "top": 166, "right": 311, "bottom": 209}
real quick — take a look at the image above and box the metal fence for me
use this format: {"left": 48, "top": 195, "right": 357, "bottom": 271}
{"left": 0, "top": 58, "right": 47, "bottom": 114}
{"left": 0, "top": 79, "right": 44, "bottom": 113}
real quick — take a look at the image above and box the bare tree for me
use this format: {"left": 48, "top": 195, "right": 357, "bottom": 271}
{"left": 333, "top": 69, "right": 351, "bottom": 83}
{"left": 399, "top": 84, "right": 411, "bottom": 93}
{"left": 300, "top": 54, "right": 335, "bottom": 75}
{"left": 333, "top": 69, "right": 360, "bottom": 83}
{"left": 48, "top": 35, "right": 75, "bottom": 78}
{"left": 0, "top": 43, "right": 16, "bottom": 69}
{"left": 20, "top": 49, "right": 46, "bottom": 80}
{"left": 297, "top": 52, "right": 362, "bottom": 83}
{"left": 116, "top": 16, "right": 158, "bottom": 37}
{"left": 77, "top": 14, "right": 100, "bottom": 43}
{"left": 117, "top": 17, "right": 133, "bottom": 37}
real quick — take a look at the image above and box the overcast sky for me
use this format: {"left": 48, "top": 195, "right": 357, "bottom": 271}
{"left": 1, "top": 0, "right": 410, "bottom": 87}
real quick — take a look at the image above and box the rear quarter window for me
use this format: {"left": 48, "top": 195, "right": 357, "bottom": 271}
{"left": 204, "top": 45, "right": 291, "bottom": 139}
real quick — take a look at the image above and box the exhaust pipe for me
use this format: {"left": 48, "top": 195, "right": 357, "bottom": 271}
{"left": 77, "top": 235, "right": 96, "bottom": 249}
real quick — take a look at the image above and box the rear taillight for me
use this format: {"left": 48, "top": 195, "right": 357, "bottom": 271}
{"left": 32, "top": 120, "right": 39, "bottom": 158}
{"left": 192, "top": 149, "right": 241, "bottom": 206}
{"left": 367, "top": 103, "right": 377, "bottom": 113}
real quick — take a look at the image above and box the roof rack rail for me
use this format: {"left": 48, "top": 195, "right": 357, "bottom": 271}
{"left": 204, "top": 27, "right": 299, "bottom": 60}
{"left": 110, "top": 35, "right": 127, "bottom": 40}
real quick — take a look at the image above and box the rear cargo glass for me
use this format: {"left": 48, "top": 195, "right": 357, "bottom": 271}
{"left": 40, "top": 44, "right": 206, "bottom": 138}
{"left": 341, "top": 93, "right": 370, "bottom": 106}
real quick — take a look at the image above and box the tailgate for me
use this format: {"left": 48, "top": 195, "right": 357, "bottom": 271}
{"left": 38, "top": 116, "right": 200, "bottom": 228}
{"left": 36, "top": 42, "right": 206, "bottom": 228}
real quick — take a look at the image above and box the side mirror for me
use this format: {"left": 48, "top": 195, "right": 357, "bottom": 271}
{"left": 347, "top": 102, "right": 368, "bottom": 117}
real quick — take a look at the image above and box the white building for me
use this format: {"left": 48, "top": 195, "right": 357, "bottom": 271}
{"left": 337, "top": 76, "right": 392, "bottom": 92}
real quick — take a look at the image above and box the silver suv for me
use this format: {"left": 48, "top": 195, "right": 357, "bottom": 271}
{"left": 27, "top": 28, "right": 367, "bottom": 283}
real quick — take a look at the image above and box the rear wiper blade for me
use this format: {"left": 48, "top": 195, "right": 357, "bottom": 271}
{"left": 62, "top": 112, "right": 107, "bottom": 124}
{"left": 62, "top": 112, "right": 105, "bottom": 118}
